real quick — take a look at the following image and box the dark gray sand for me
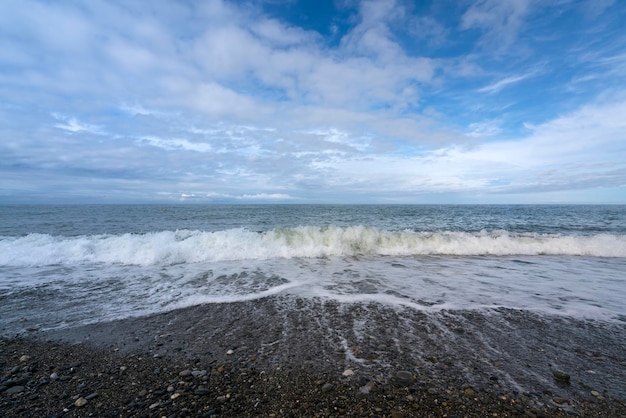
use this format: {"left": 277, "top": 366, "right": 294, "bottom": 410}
{"left": 2, "top": 295, "right": 625, "bottom": 417}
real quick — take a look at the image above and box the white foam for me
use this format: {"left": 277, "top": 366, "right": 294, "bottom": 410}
{"left": 1, "top": 227, "right": 625, "bottom": 266}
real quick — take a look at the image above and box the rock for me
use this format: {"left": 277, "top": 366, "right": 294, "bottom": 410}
{"left": 171, "top": 392, "right": 181, "bottom": 400}
{"left": 464, "top": 387, "right": 475, "bottom": 397}
{"left": 552, "top": 370, "right": 571, "bottom": 385}
{"left": 194, "top": 388, "right": 211, "bottom": 395}
{"left": 321, "top": 383, "right": 334, "bottom": 392}
{"left": 226, "top": 349, "right": 234, "bottom": 355}
{"left": 395, "top": 370, "right": 413, "bottom": 384}
{"left": 50, "top": 372, "right": 59, "bottom": 380}
{"left": 179, "top": 369, "right": 192, "bottom": 377}
{"left": 591, "top": 390, "right": 604, "bottom": 400}
{"left": 74, "top": 397, "right": 87, "bottom": 407}
{"left": 5, "top": 385, "right": 25, "bottom": 394}
{"left": 85, "top": 392, "right": 98, "bottom": 400}
{"left": 19, "top": 355, "right": 31, "bottom": 363}
{"left": 342, "top": 369, "right": 354, "bottom": 377}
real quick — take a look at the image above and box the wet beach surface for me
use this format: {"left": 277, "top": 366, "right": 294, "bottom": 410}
{"left": 2, "top": 295, "right": 625, "bottom": 417}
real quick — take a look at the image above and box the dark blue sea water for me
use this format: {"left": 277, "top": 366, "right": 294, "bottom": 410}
{"left": 1, "top": 205, "right": 625, "bottom": 335}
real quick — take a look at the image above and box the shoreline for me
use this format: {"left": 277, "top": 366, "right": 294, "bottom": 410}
{"left": 2, "top": 295, "right": 625, "bottom": 417}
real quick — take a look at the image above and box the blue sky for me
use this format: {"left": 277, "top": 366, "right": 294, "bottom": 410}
{"left": 1, "top": 0, "right": 625, "bottom": 204}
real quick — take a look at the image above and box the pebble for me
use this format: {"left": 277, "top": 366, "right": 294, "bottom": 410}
{"left": 591, "top": 390, "right": 604, "bottom": 400}
{"left": 552, "top": 370, "right": 570, "bottom": 385}
{"left": 50, "top": 372, "right": 59, "bottom": 380}
{"left": 179, "top": 369, "right": 192, "bottom": 377}
{"left": 19, "top": 355, "right": 31, "bottom": 363}
{"left": 5, "top": 386, "right": 25, "bottom": 394}
{"left": 194, "top": 388, "right": 211, "bottom": 395}
{"left": 395, "top": 370, "right": 413, "bottom": 383}
{"left": 85, "top": 392, "right": 98, "bottom": 400}
{"left": 321, "top": 383, "right": 334, "bottom": 392}
{"left": 226, "top": 349, "right": 234, "bottom": 355}
{"left": 342, "top": 369, "right": 354, "bottom": 377}
{"left": 74, "top": 397, "right": 87, "bottom": 407}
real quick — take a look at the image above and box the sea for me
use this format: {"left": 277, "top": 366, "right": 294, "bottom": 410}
{"left": 1, "top": 204, "right": 625, "bottom": 336}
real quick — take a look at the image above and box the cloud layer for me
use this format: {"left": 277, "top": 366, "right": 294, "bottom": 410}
{"left": 1, "top": 0, "right": 625, "bottom": 203}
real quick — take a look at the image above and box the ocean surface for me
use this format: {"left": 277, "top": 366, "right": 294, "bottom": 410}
{"left": 1, "top": 204, "right": 625, "bottom": 335}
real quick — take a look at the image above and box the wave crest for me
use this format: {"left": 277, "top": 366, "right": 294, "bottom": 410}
{"left": 1, "top": 226, "right": 625, "bottom": 266}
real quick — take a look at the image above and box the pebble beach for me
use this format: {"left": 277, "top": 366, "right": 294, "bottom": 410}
{"left": 2, "top": 295, "right": 625, "bottom": 417}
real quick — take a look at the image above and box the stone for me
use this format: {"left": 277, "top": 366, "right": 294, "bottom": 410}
{"left": 85, "top": 392, "right": 98, "bottom": 400}
{"left": 19, "top": 355, "right": 31, "bottom": 363}
{"left": 5, "top": 385, "right": 25, "bottom": 394}
{"left": 395, "top": 370, "right": 413, "bottom": 383}
{"left": 342, "top": 369, "right": 354, "bottom": 377}
{"left": 552, "top": 370, "right": 570, "bottom": 385}
{"left": 591, "top": 390, "right": 604, "bottom": 400}
{"left": 50, "top": 372, "right": 59, "bottom": 380}
{"left": 194, "top": 388, "right": 211, "bottom": 395}
{"left": 74, "top": 397, "right": 87, "bottom": 407}
{"left": 321, "top": 383, "right": 334, "bottom": 392}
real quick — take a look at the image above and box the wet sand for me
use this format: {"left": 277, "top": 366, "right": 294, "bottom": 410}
{"left": 2, "top": 295, "right": 625, "bottom": 417}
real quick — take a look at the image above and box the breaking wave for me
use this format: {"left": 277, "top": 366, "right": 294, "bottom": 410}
{"left": 1, "top": 226, "right": 625, "bottom": 266}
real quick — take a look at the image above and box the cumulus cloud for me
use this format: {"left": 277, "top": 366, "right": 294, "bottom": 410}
{"left": 0, "top": 0, "right": 625, "bottom": 203}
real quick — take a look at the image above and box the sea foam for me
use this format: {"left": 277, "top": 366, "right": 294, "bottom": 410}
{"left": 1, "top": 226, "right": 625, "bottom": 266}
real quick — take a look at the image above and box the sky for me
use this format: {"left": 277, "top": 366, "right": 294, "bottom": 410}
{"left": 1, "top": 0, "right": 626, "bottom": 204}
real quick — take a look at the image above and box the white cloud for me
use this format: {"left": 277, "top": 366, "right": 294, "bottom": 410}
{"left": 460, "top": 0, "right": 532, "bottom": 50}
{"left": 477, "top": 73, "right": 533, "bottom": 94}
{"left": 52, "top": 113, "right": 103, "bottom": 135}
{"left": 237, "top": 193, "right": 293, "bottom": 200}
{"left": 1, "top": 0, "right": 625, "bottom": 203}
{"left": 137, "top": 136, "right": 212, "bottom": 153}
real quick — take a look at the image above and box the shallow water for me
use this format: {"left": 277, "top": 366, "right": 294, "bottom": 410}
{"left": 1, "top": 204, "right": 625, "bottom": 334}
